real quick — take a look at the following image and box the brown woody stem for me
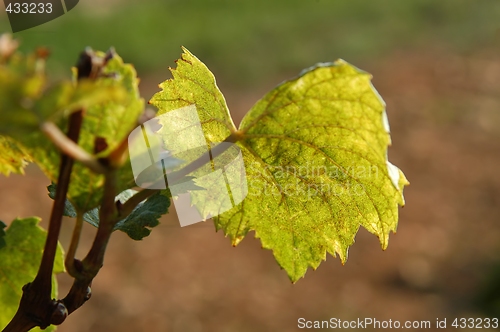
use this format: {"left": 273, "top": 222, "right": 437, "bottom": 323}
{"left": 62, "top": 170, "right": 118, "bottom": 314}
{"left": 65, "top": 212, "right": 84, "bottom": 278}
{"left": 2, "top": 110, "right": 83, "bottom": 332}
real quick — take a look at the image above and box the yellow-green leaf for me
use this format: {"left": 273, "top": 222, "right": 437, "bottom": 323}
{"left": 216, "top": 60, "right": 409, "bottom": 281}
{"left": 0, "top": 217, "right": 64, "bottom": 332}
{"left": 21, "top": 53, "right": 143, "bottom": 213}
{"left": 149, "top": 47, "right": 236, "bottom": 144}
{"left": 0, "top": 136, "right": 32, "bottom": 176}
{"left": 151, "top": 51, "right": 409, "bottom": 282}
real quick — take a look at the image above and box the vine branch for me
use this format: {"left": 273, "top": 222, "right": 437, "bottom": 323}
{"left": 2, "top": 47, "right": 114, "bottom": 332}
{"left": 2, "top": 109, "right": 83, "bottom": 332}
{"left": 62, "top": 170, "right": 119, "bottom": 314}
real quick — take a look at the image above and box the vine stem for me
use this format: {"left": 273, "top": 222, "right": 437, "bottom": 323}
{"left": 2, "top": 48, "right": 111, "bottom": 332}
{"left": 65, "top": 212, "right": 84, "bottom": 278}
{"left": 2, "top": 110, "right": 83, "bottom": 332}
{"left": 36, "top": 111, "right": 83, "bottom": 294}
{"left": 62, "top": 169, "right": 118, "bottom": 314}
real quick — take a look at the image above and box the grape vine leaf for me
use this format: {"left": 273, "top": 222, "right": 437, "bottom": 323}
{"left": 229, "top": 60, "right": 409, "bottom": 281}
{"left": 47, "top": 185, "right": 170, "bottom": 240}
{"left": 0, "top": 136, "right": 32, "bottom": 176}
{"left": 7, "top": 51, "right": 144, "bottom": 214}
{"left": 0, "top": 43, "right": 142, "bottom": 213}
{"left": 150, "top": 48, "right": 408, "bottom": 282}
{"left": 149, "top": 47, "right": 235, "bottom": 143}
{"left": 0, "top": 217, "right": 64, "bottom": 332}
{"left": 0, "top": 46, "right": 127, "bottom": 139}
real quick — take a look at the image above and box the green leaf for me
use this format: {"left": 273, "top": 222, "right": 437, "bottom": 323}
{"left": 19, "top": 52, "right": 144, "bottom": 213}
{"left": 148, "top": 47, "right": 238, "bottom": 211}
{"left": 0, "top": 135, "right": 32, "bottom": 176}
{"left": 32, "top": 80, "right": 128, "bottom": 129}
{"left": 151, "top": 50, "right": 408, "bottom": 282}
{"left": 222, "top": 60, "right": 408, "bottom": 281}
{"left": 0, "top": 48, "right": 126, "bottom": 139}
{"left": 112, "top": 190, "right": 170, "bottom": 240}
{"left": 149, "top": 47, "right": 236, "bottom": 144}
{"left": 0, "top": 217, "right": 64, "bottom": 332}
{"left": 47, "top": 183, "right": 79, "bottom": 220}
{"left": 47, "top": 185, "right": 170, "bottom": 240}
{"left": 0, "top": 45, "right": 141, "bottom": 213}
{"left": 0, "top": 50, "right": 47, "bottom": 136}
{"left": 64, "top": 53, "right": 144, "bottom": 212}
{"left": 73, "top": 54, "right": 144, "bottom": 159}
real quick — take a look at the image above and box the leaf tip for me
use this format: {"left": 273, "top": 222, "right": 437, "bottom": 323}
{"left": 337, "top": 249, "right": 348, "bottom": 265}
{"left": 180, "top": 46, "right": 196, "bottom": 64}
{"left": 231, "top": 236, "right": 244, "bottom": 247}
{"left": 333, "top": 58, "right": 348, "bottom": 66}
{"left": 379, "top": 234, "right": 390, "bottom": 251}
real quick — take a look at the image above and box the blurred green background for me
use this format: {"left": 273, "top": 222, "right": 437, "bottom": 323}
{"left": 1, "top": 1, "right": 500, "bottom": 331}
{"left": 2, "top": 0, "right": 500, "bottom": 87}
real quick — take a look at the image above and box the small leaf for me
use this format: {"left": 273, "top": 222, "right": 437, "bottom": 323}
{"left": 47, "top": 183, "right": 78, "bottom": 218}
{"left": 0, "top": 217, "right": 64, "bottom": 332}
{"left": 113, "top": 190, "right": 170, "bottom": 240}
{"left": 0, "top": 135, "right": 32, "bottom": 176}
{"left": 48, "top": 185, "right": 170, "bottom": 240}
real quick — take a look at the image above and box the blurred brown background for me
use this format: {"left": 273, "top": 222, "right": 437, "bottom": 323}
{"left": 1, "top": 0, "right": 500, "bottom": 331}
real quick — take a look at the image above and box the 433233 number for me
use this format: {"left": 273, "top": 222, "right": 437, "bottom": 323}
{"left": 5, "top": 2, "right": 53, "bottom": 14}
